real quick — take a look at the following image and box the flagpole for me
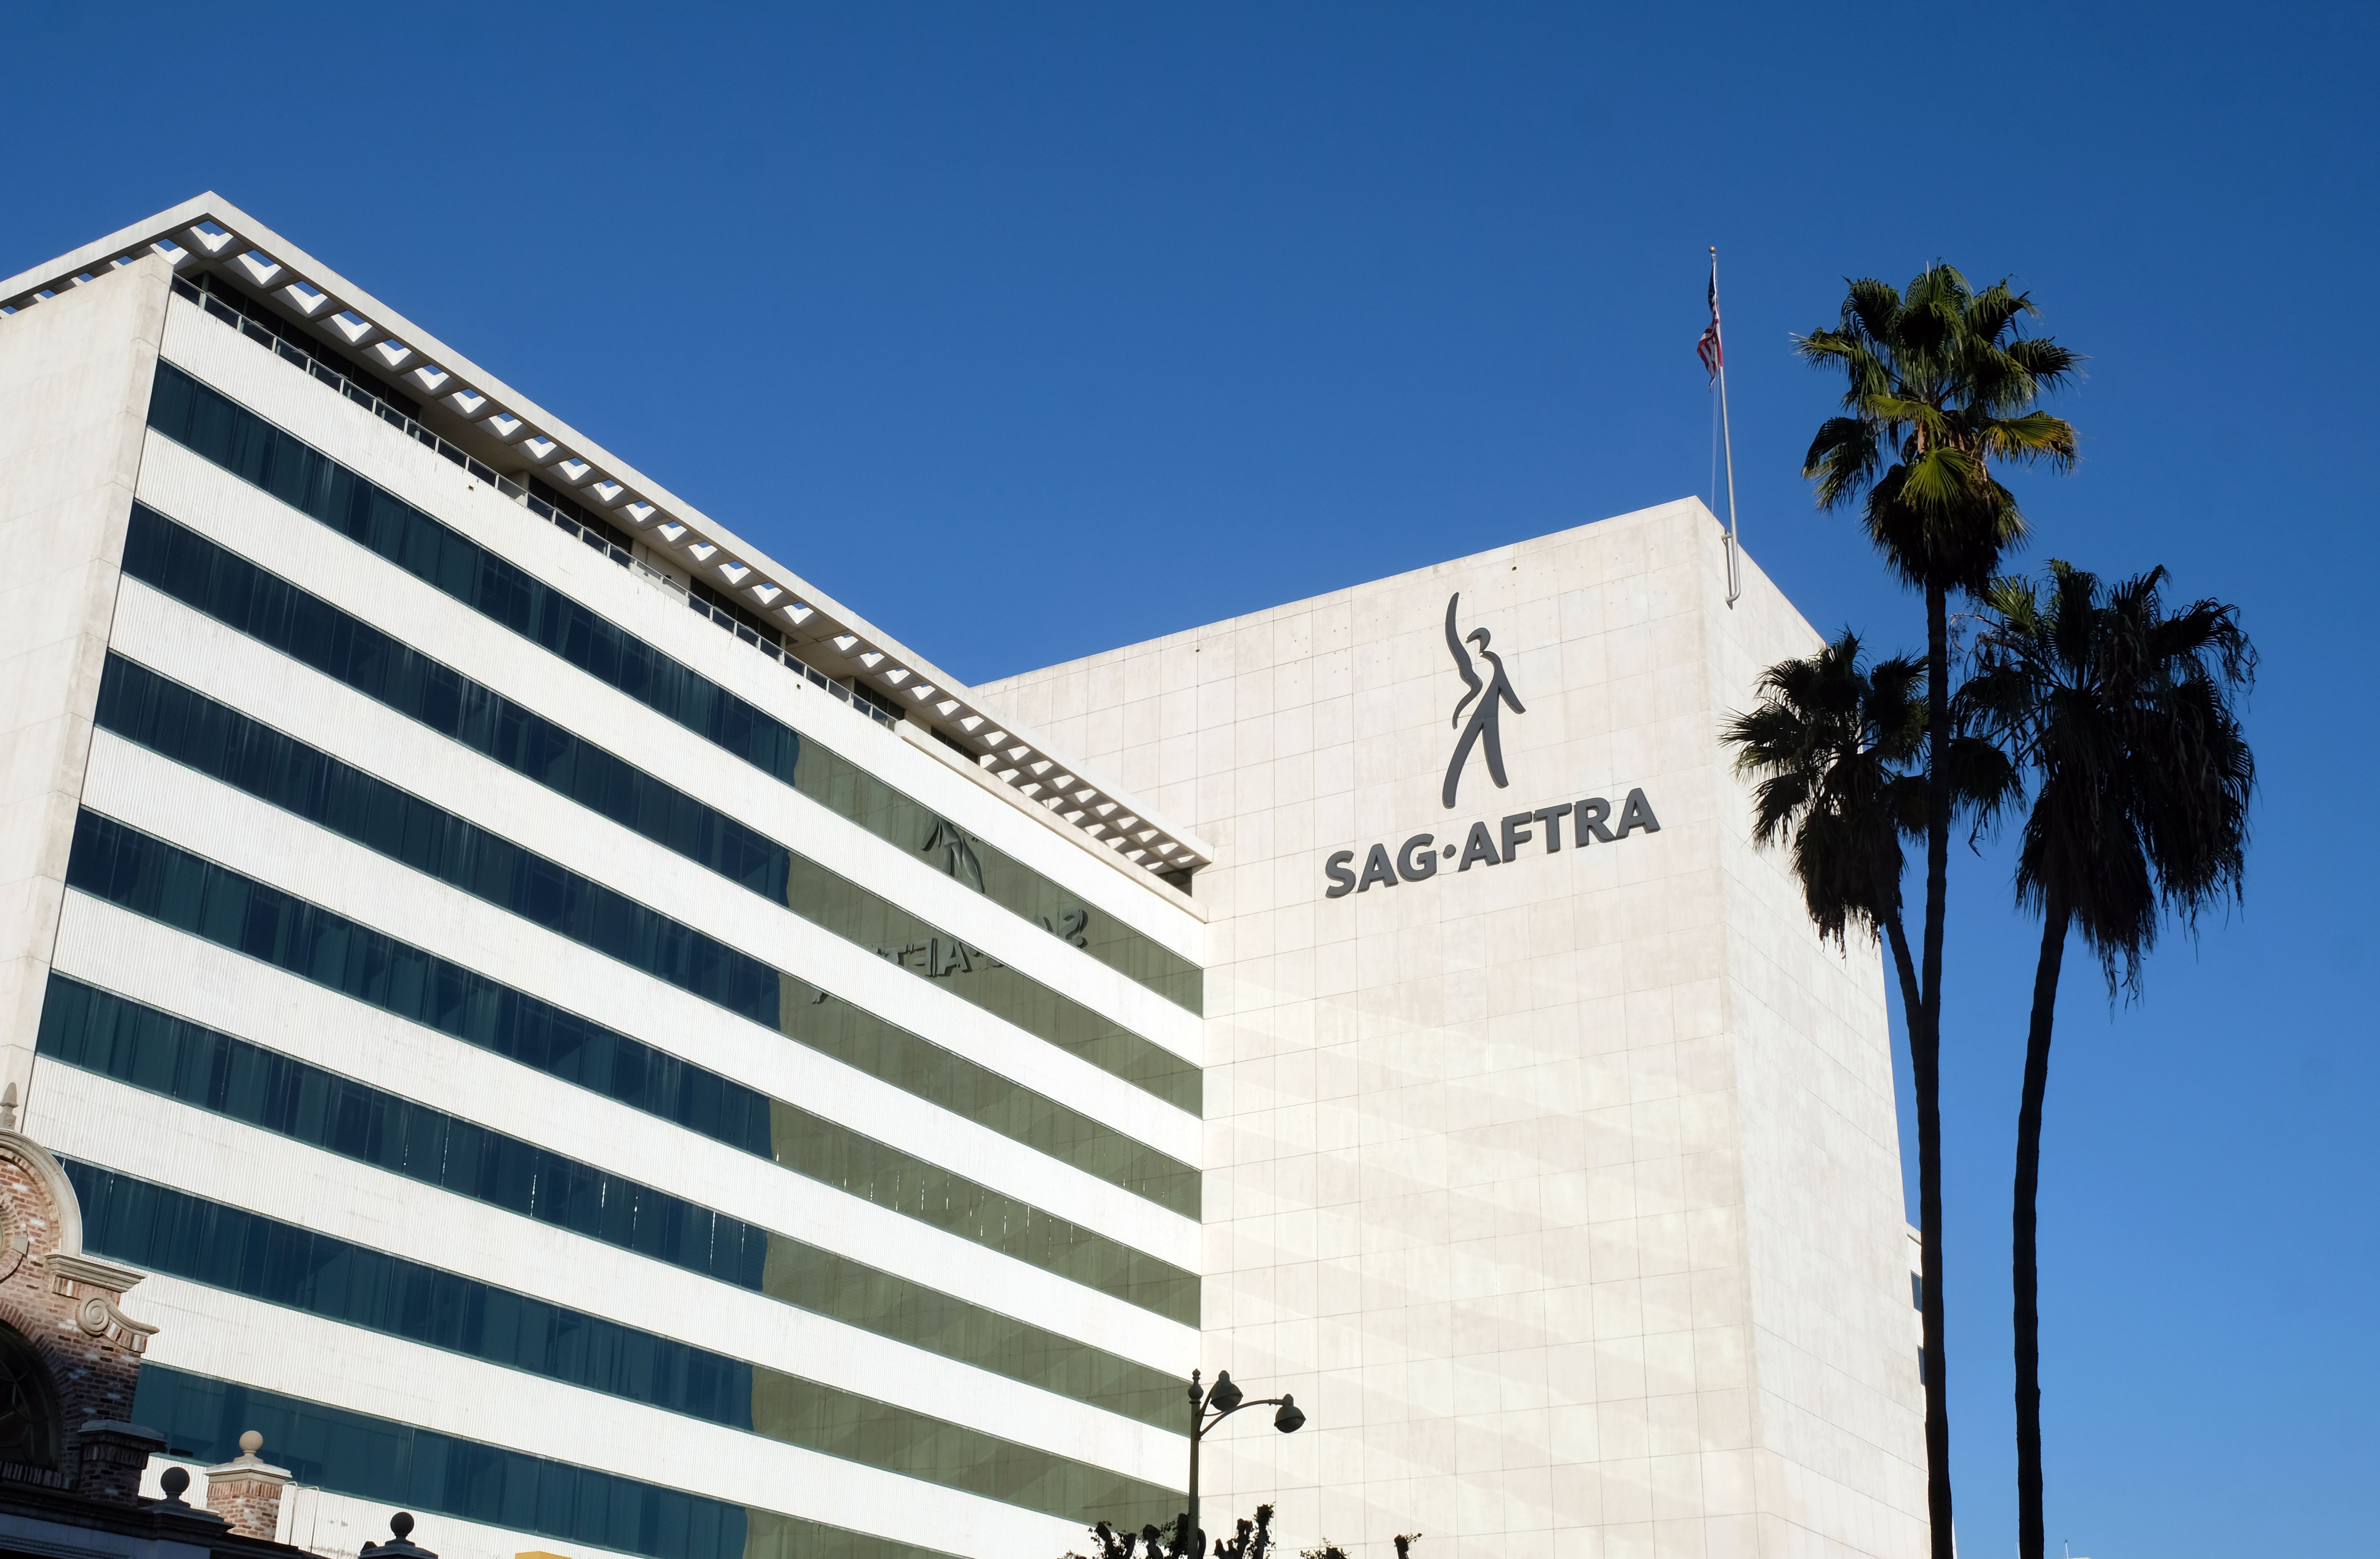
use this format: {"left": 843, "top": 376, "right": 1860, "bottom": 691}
{"left": 1712, "top": 246, "right": 1742, "bottom": 608}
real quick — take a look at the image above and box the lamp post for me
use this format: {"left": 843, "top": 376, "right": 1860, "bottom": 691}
{"left": 1181, "top": 1369, "right": 1303, "bottom": 1559}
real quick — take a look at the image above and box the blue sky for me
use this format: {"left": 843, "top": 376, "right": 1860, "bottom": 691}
{"left": 7, "top": 3, "right": 2373, "bottom": 1554}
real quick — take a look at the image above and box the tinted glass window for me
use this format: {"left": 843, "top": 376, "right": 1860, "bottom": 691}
{"left": 143, "top": 368, "right": 1201, "bottom": 1016}
{"left": 39, "top": 974, "right": 1184, "bottom": 1430}
{"left": 63, "top": 812, "right": 1198, "bottom": 1325}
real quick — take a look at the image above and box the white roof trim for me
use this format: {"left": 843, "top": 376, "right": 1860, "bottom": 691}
{"left": 0, "top": 194, "right": 1213, "bottom": 879}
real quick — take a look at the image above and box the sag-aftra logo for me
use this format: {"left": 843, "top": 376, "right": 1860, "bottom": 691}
{"left": 1322, "top": 590, "right": 1660, "bottom": 899}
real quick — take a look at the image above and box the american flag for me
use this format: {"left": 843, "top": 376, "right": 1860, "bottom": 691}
{"left": 1697, "top": 274, "right": 1724, "bottom": 377}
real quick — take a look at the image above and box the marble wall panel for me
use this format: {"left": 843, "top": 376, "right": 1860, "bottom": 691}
{"left": 983, "top": 502, "right": 1923, "bottom": 1559}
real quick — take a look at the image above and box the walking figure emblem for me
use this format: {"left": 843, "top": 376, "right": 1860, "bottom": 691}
{"left": 1442, "top": 591, "right": 1525, "bottom": 808}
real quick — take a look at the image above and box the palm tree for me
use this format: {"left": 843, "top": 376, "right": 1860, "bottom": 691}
{"left": 1968, "top": 562, "right": 2254, "bottom": 1559}
{"left": 1723, "top": 625, "right": 2017, "bottom": 1109}
{"left": 1797, "top": 266, "right": 2078, "bottom": 1557}
{"left": 1724, "top": 629, "right": 2020, "bottom": 1457}
{"left": 1724, "top": 631, "right": 1928, "bottom": 999}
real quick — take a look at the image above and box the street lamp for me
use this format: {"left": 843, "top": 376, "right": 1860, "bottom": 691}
{"left": 1181, "top": 1370, "right": 1303, "bottom": 1558}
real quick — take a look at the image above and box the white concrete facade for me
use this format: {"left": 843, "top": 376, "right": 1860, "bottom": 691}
{"left": 0, "top": 201, "right": 1923, "bottom": 1559}
{"left": 0, "top": 253, "right": 171, "bottom": 1119}
{"left": 983, "top": 507, "right": 1926, "bottom": 1559}
{"left": 0, "top": 210, "right": 1212, "bottom": 1559}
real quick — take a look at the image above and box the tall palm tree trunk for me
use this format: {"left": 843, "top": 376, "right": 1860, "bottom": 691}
{"left": 2015, "top": 897, "right": 2068, "bottom": 1559}
{"left": 1918, "top": 579, "right": 1956, "bottom": 1559}
{"left": 1884, "top": 919, "right": 1921, "bottom": 1023}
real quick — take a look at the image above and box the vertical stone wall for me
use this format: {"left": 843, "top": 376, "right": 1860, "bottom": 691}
{"left": 0, "top": 255, "right": 173, "bottom": 1109}
{"left": 979, "top": 502, "right": 1926, "bottom": 1559}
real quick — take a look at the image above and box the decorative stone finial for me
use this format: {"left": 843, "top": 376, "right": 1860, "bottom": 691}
{"left": 206, "top": 1430, "right": 292, "bottom": 1536}
{"left": 360, "top": 1510, "right": 438, "bottom": 1559}
{"left": 158, "top": 1465, "right": 192, "bottom": 1506}
{"left": 1, "top": 1082, "right": 19, "bottom": 1132}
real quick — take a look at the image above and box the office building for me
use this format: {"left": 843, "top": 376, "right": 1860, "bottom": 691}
{"left": 0, "top": 199, "right": 1924, "bottom": 1559}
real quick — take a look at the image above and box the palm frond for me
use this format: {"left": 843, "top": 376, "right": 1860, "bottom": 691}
{"left": 1961, "top": 280, "right": 2036, "bottom": 346}
{"left": 1893, "top": 447, "right": 1987, "bottom": 510}
{"left": 1977, "top": 411, "right": 2079, "bottom": 471}
{"left": 1721, "top": 629, "right": 1941, "bottom": 946}
{"left": 1974, "top": 559, "right": 2258, "bottom": 997}
{"left": 2002, "top": 337, "right": 2082, "bottom": 391}
{"left": 1798, "top": 263, "right": 2077, "bottom": 591}
{"left": 1796, "top": 331, "right": 1895, "bottom": 407}
{"left": 1841, "top": 278, "right": 1902, "bottom": 344}
{"left": 1803, "top": 417, "right": 1883, "bottom": 510}
{"left": 1943, "top": 733, "right": 2024, "bottom": 835}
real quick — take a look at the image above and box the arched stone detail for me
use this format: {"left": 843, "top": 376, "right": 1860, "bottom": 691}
{"left": 0, "top": 1314, "right": 65, "bottom": 1473}
{"left": 0, "top": 1128, "right": 158, "bottom": 1500}
{"left": 0, "top": 1132, "right": 83, "bottom": 1266}
{"left": 0, "top": 1289, "right": 91, "bottom": 1493}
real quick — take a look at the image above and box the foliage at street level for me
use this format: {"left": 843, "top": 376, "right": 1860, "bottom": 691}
{"left": 1074, "top": 1513, "right": 1190, "bottom": 1559}
{"left": 1067, "top": 1508, "right": 1421, "bottom": 1559}
{"left": 1300, "top": 1538, "right": 1420, "bottom": 1559}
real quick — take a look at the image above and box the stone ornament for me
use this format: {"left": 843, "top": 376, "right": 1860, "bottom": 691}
{"left": 0, "top": 1119, "right": 164, "bottom": 1501}
{"left": 47, "top": 1255, "right": 157, "bottom": 1355}
{"left": 206, "top": 1429, "right": 295, "bottom": 1539}
{"left": 360, "top": 1510, "right": 440, "bottom": 1559}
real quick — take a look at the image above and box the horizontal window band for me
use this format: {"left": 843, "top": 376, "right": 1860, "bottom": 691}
{"left": 92, "top": 644, "right": 1193, "bottom": 1217}
{"left": 37, "top": 974, "right": 1187, "bottom": 1431}
{"left": 63, "top": 812, "right": 1199, "bottom": 1325}
{"left": 131, "top": 1359, "right": 945, "bottom": 1559}
{"left": 143, "top": 363, "right": 1203, "bottom": 1023}
{"left": 120, "top": 504, "right": 1196, "bottom": 1124}
{"left": 72, "top": 1162, "right": 1181, "bottom": 1526}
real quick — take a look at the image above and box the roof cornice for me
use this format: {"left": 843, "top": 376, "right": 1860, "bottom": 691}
{"left": 1, "top": 195, "right": 1210, "bottom": 883}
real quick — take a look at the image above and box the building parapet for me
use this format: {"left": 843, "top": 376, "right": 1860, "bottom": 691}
{"left": 0, "top": 196, "right": 1212, "bottom": 887}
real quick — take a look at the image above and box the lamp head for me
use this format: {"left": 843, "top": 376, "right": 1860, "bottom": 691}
{"left": 1273, "top": 1395, "right": 1304, "bottom": 1434}
{"left": 1207, "top": 1371, "right": 1244, "bottom": 1414}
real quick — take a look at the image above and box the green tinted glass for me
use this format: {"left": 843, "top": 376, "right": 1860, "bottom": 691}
{"left": 120, "top": 504, "right": 1197, "bottom": 1114}
{"left": 63, "top": 811, "right": 1199, "bottom": 1326}
{"left": 38, "top": 976, "right": 1187, "bottom": 1429}
{"left": 144, "top": 365, "right": 1202, "bottom": 1015}
{"left": 78, "top": 1163, "right": 1181, "bottom": 1526}
{"left": 92, "top": 648, "right": 1196, "bottom": 1205}
{"left": 134, "top": 1361, "right": 951, "bottom": 1559}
